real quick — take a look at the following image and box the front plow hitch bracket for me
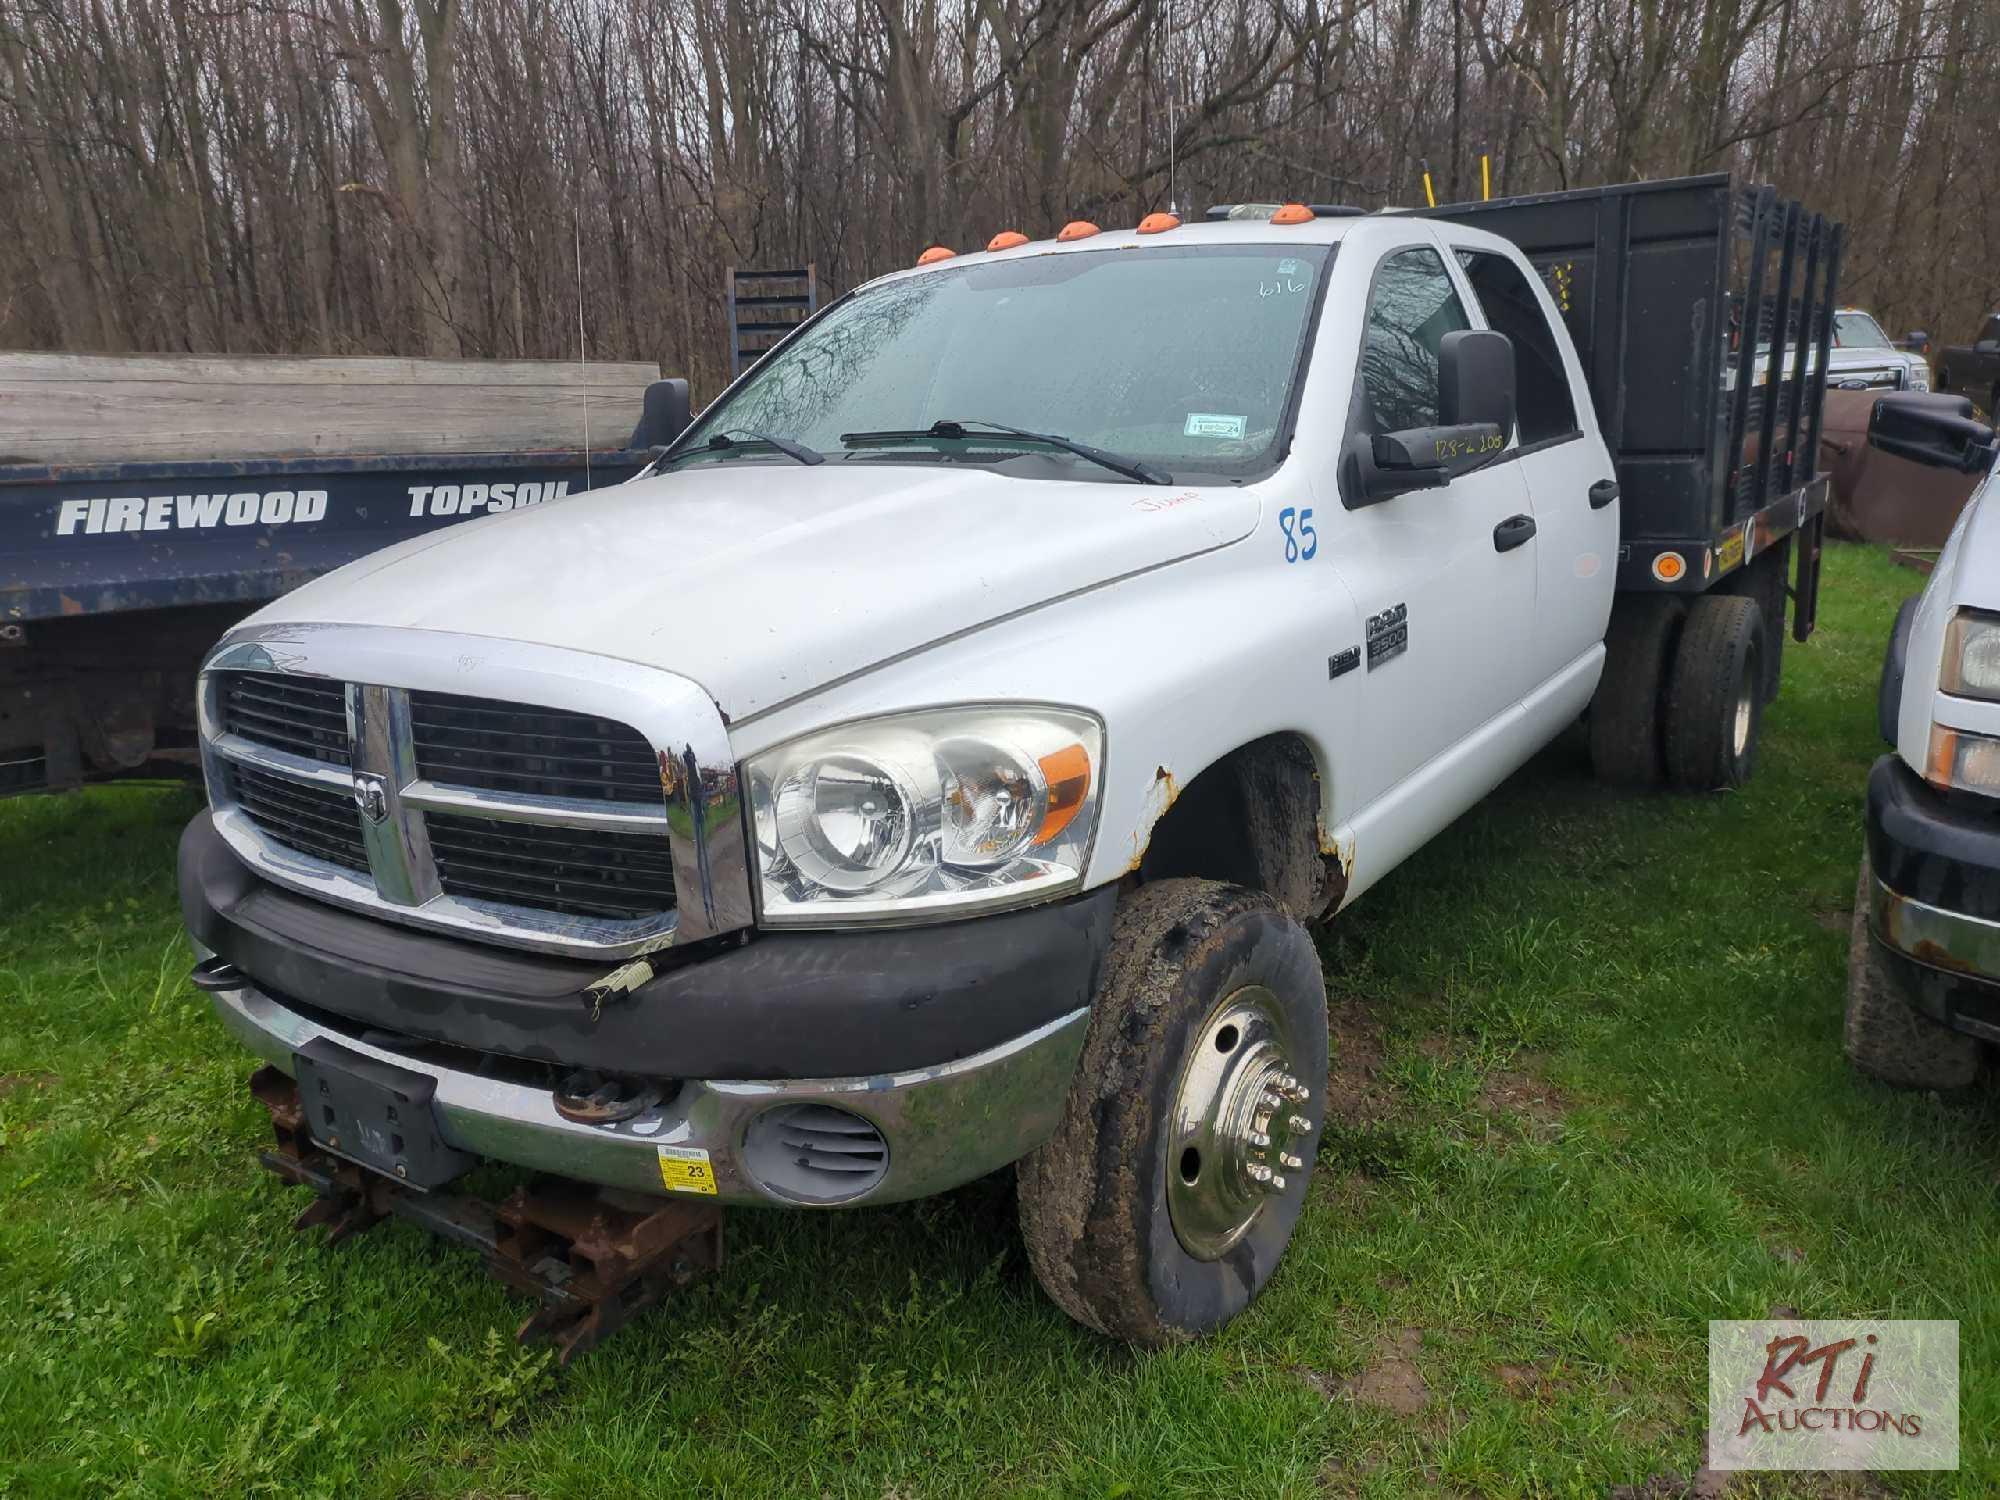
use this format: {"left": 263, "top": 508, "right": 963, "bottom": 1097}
{"left": 249, "top": 1066, "right": 724, "bottom": 1364}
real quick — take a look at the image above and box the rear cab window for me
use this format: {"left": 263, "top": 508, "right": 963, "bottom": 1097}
{"left": 1455, "top": 248, "right": 1580, "bottom": 447}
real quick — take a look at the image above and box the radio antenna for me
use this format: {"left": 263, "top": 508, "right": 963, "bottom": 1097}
{"left": 575, "top": 199, "right": 591, "bottom": 493}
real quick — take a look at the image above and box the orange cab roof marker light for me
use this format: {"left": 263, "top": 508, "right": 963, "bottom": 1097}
{"left": 1137, "top": 212, "right": 1181, "bottom": 234}
{"left": 1270, "top": 203, "right": 1315, "bottom": 226}
{"left": 916, "top": 246, "right": 956, "bottom": 266}
{"left": 1056, "top": 220, "right": 1101, "bottom": 242}
{"left": 987, "top": 230, "right": 1029, "bottom": 252}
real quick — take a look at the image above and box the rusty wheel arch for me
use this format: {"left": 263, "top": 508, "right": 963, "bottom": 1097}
{"left": 1134, "top": 733, "right": 1347, "bottom": 923}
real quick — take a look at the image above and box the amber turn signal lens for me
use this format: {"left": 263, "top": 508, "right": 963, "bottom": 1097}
{"left": 916, "top": 246, "right": 956, "bottom": 265}
{"left": 1056, "top": 220, "right": 1100, "bottom": 242}
{"left": 1270, "top": 203, "right": 1315, "bottom": 225}
{"left": 1137, "top": 212, "right": 1180, "bottom": 234}
{"left": 1927, "top": 724, "right": 1960, "bottom": 787}
{"left": 1034, "top": 744, "right": 1092, "bottom": 845}
{"left": 986, "top": 230, "right": 1029, "bottom": 251}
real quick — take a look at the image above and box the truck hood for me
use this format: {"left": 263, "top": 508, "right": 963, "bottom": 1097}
{"left": 249, "top": 462, "right": 1258, "bottom": 720}
{"left": 1939, "top": 469, "right": 2000, "bottom": 611}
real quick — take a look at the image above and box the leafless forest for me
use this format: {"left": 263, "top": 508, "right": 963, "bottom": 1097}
{"left": 3, "top": 0, "right": 1996, "bottom": 397}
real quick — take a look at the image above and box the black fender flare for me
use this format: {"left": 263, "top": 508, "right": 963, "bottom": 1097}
{"left": 1878, "top": 595, "right": 1920, "bottom": 746}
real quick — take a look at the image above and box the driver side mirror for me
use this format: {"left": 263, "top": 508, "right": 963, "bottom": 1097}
{"left": 1868, "top": 392, "right": 1998, "bottom": 475}
{"left": 1903, "top": 329, "right": 1930, "bottom": 354}
{"left": 629, "top": 378, "right": 693, "bottom": 451}
{"left": 1343, "top": 329, "right": 1516, "bottom": 507}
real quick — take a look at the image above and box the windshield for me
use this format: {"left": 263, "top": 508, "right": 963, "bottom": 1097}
{"left": 675, "top": 244, "right": 1333, "bottom": 483}
{"left": 1833, "top": 312, "right": 1891, "bottom": 349}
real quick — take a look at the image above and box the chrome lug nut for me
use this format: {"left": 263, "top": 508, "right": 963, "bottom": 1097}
{"left": 1268, "top": 1173, "right": 1288, "bottom": 1192}
{"left": 1248, "top": 1130, "right": 1271, "bottom": 1150}
{"left": 1247, "top": 1163, "right": 1273, "bottom": 1184}
{"left": 1288, "top": 1114, "right": 1314, "bottom": 1135}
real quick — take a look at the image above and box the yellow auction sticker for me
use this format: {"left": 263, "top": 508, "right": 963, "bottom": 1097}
{"left": 656, "top": 1144, "right": 718, "bottom": 1195}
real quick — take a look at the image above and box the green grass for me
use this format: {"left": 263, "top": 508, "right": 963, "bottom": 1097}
{"left": 3, "top": 543, "right": 1994, "bottom": 1497}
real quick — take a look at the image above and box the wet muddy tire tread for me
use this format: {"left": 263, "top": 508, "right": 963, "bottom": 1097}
{"left": 1665, "top": 592, "right": 1766, "bottom": 790}
{"left": 1589, "top": 595, "right": 1685, "bottom": 788}
{"left": 1844, "top": 854, "right": 1981, "bottom": 1090}
{"left": 1016, "top": 878, "right": 1324, "bottom": 1346}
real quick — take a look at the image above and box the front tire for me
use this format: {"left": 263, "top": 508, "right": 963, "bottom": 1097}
{"left": 1017, "top": 879, "right": 1329, "bottom": 1345}
{"left": 1845, "top": 853, "right": 1981, "bottom": 1089}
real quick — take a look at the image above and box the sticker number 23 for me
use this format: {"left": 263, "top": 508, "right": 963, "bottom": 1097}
{"left": 1279, "top": 506, "right": 1318, "bottom": 563}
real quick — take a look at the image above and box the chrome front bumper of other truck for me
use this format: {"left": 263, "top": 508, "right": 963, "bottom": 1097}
{"left": 202, "top": 961, "right": 1090, "bottom": 1208}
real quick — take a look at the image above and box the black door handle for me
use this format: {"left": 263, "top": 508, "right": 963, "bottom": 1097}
{"left": 1589, "top": 478, "right": 1620, "bottom": 510}
{"left": 1493, "top": 514, "right": 1537, "bottom": 553}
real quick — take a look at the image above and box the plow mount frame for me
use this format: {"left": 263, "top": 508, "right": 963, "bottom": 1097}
{"left": 250, "top": 1065, "right": 722, "bottom": 1364}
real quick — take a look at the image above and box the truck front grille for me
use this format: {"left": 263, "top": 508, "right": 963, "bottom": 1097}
{"left": 205, "top": 668, "right": 677, "bottom": 951}
{"left": 218, "top": 672, "right": 351, "bottom": 766}
{"left": 425, "top": 811, "right": 678, "bottom": 920}
{"left": 228, "top": 762, "right": 370, "bottom": 874}
{"left": 409, "top": 690, "right": 661, "bottom": 803}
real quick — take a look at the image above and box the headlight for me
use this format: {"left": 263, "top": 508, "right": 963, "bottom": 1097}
{"left": 748, "top": 706, "right": 1102, "bottom": 925}
{"left": 1942, "top": 608, "right": 2000, "bottom": 701}
{"left": 1927, "top": 724, "right": 2000, "bottom": 798}
{"left": 1909, "top": 367, "right": 1931, "bottom": 392}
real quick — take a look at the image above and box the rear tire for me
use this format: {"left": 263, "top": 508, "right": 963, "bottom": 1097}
{"left": 1588, "top": 596, "right": 1685, "bottom": 788}
{"left": 1844, "top": 853, "right": 1981, "bottom": 1090}
{"left": 1016, "top": 879, "right": 1329, "bottom": 1346}
{"left": 1720, "top": 539, "right": 1789, "bottom": 703}
{"left": 1664, "top": 593, "right": 1767, "bottom": 790}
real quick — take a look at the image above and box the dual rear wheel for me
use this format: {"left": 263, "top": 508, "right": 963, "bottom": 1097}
{"left": 1588, "top": 587, "right": 1771, "bottom": 791}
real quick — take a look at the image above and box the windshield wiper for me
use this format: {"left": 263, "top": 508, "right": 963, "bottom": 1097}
{"left": 840, "top": 418, "right": 1171, "bottom": 485}
{"left": 657, "top": 427, "right": 824, "bottom": 468}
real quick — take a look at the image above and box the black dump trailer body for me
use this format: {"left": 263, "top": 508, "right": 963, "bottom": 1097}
{"left": 1425, "top": 173, "right": 1843, "bottom": 638}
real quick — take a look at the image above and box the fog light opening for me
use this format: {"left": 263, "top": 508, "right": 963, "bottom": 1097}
{"left": 741, "top": 1103, "right": 890, "bottom": 1205}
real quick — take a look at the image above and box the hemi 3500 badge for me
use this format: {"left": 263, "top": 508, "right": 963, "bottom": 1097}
{"left": 1365, "top": 602, "right": 1408, "bottom": 669}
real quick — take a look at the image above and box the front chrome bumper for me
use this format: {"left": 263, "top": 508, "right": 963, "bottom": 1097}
{"left": 205, "top": 971, "right": 1089, "bottom": 1207}
{"left": 1871, "top": 875, "right": 2000, "bottom": 1037}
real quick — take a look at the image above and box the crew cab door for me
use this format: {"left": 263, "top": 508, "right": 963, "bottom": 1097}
{"left": 1450, "top": 242, "right": 1618, "bottom": 677}
{"left": 1326, "top": 239, "right": 1541, "bottom": 809}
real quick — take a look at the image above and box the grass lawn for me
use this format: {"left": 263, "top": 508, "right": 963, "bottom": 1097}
{"left": 2, "top": 542, "right": 1994, "bottom": 1498}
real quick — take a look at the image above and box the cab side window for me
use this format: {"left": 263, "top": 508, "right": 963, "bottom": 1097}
{"left": 1983, "top": 317, "right": 2000, "bottom": 345}
{"left": 1359, "top": 247, "right": 1470, "bottom": 433}
{"left": 1456, "top": 249, "right": 1579, "bottom": 445}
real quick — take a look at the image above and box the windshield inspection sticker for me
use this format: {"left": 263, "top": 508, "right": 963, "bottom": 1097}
{"left": 656, "top": 1144, "right": 718, "bottom": 1195}
{"left": 1185, "top": 412, "right": 1247, "bottom": 440}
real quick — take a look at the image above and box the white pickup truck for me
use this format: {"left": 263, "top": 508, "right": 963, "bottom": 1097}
{"left": 1847, "top": 394, "right": 2000, "bottom": 1088}
{"left": 180, "top": 175, "right": 1842, "bottom": 1348}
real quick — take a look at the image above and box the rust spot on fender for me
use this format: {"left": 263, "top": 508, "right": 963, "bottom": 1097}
{"left": 1316, "top": 816, "right": 1355, "bottom": 917}
{"left": 1124, "top": 765, "right": 1182, "bottom": 873}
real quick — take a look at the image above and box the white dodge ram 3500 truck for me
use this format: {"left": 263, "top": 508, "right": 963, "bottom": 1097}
{"left": 181, "top": 176, "right": 1842, "bottom": 1347}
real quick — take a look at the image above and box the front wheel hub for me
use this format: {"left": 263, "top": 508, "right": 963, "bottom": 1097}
{"left": 1166, "top": 985, "right": 1315, "bottom": 1260}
